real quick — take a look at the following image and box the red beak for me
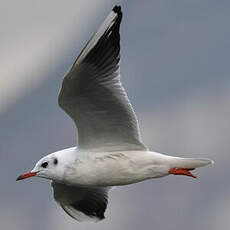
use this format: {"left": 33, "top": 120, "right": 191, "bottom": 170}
{"left": 16, "top": 171, "right": 38, "bottom": 181}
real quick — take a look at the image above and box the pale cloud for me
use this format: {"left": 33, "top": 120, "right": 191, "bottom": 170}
{"left": 0, "top": 0, "right": 112, "bottom": 112}
{"left": 139, "top": 84, "right": 230, "bottom": 160}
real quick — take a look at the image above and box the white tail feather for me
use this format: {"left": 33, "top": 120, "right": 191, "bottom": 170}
{"left": 168, "top": 157, "right": 214, "bottom": 169}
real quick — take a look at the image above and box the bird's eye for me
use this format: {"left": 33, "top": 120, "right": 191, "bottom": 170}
{"left": 53, "top": 158, "right": 58, "bottom": 165}
{"left": 41, "top": 162, "right": 48, "bottom": 168}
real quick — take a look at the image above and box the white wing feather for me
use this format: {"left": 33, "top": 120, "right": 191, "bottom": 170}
{"left": 58, "top": 6, "right": 147, "bottom": 152}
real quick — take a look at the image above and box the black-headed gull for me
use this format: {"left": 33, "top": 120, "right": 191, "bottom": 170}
{"left": 17, "top": 6, "right": 213, "bottom": 222}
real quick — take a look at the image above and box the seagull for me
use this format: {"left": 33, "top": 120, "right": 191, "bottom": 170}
{"left": 17, "top": 5, "right": 213, "bottom": 222}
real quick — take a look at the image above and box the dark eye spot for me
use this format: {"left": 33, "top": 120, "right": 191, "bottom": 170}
{"left": 41, "top": 162, "right": 48, "bottom": 168}
{"left": 53, "top": 158, "right": 58, "bottom": 165}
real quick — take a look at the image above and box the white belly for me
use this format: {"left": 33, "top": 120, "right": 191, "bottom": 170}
{"left": 63, "top": 151, "right": 170, "bottom": 187}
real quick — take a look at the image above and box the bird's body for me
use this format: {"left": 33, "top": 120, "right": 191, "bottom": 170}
{"left": 41, "top": 148, "right": 211, "bottom": 187}
{"left": 17, "top": 6, "right": 213, "bottom": 222}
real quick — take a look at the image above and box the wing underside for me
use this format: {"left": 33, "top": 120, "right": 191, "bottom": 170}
{"left": 52, "top": 182, "right": 109, "bottom": 222}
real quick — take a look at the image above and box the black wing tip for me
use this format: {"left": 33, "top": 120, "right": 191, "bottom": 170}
{"left": 112, "top": 5, "right": 122, "bottom": 29}
{"left": 70, "top": 201, "right": 106, "bottom": 221}
{"left": 112, "top": 5, "right": 122, "bottom": 14}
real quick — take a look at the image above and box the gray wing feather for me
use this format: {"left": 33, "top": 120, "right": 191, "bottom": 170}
{"left": 58, "top": 6, "right": 147, "bottom": 152}
{"left": 52, "top": 182, "right": 109, "bottom": 222}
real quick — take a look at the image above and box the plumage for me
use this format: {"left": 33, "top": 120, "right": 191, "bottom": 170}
{"left": 58, "top": 6, "right": 146, "bottom": 152}
{"left": 52, "top": 182, "right": 109, "bottom": 222}
{"left": 17, "top": 5, "right": 213, "bottom": 223}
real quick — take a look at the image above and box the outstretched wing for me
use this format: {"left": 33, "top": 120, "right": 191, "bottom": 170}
{"left": 58, "top": 6, "right": 147, "bottom": 152}
{"left": 52, "top": 182, "right": 109, "bottom": 222}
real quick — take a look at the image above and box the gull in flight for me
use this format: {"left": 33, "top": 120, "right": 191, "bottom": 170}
{"left": 17, "top": 6, "right": 213, "bottom": 222}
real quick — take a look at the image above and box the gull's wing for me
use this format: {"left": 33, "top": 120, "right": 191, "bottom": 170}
{"left": 58, "top": 6, "right": 147, "bottom": 152}
{"left": 52, "top": 182, "right": 109, "bottom": 222}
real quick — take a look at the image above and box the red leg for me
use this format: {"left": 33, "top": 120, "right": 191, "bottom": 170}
{"left": 169, "top": 168, "right": 197, "bottom": 178}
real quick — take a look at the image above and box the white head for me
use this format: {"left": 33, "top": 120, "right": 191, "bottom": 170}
{"left": 16, "top": 153, "right": 65, "bottom": 182}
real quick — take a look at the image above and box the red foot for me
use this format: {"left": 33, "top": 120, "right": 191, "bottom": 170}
{"left": 169, "top": 168, "right": 197, "bottom": 178}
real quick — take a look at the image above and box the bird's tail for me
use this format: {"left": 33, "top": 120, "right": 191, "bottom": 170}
{"left": 168, "top": 157, "right": 214, "bottom": 169}
{"left": 166, "top": 156, "right": 214, "bottom": 178}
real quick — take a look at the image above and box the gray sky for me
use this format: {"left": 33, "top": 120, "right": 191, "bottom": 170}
{"left": 1, "top": 0, "right": 230, "bottom": 229}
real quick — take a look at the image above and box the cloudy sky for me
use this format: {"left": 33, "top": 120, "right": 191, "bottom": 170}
{"left": 1, "top": 0, "right": 230, "bottom": 229}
